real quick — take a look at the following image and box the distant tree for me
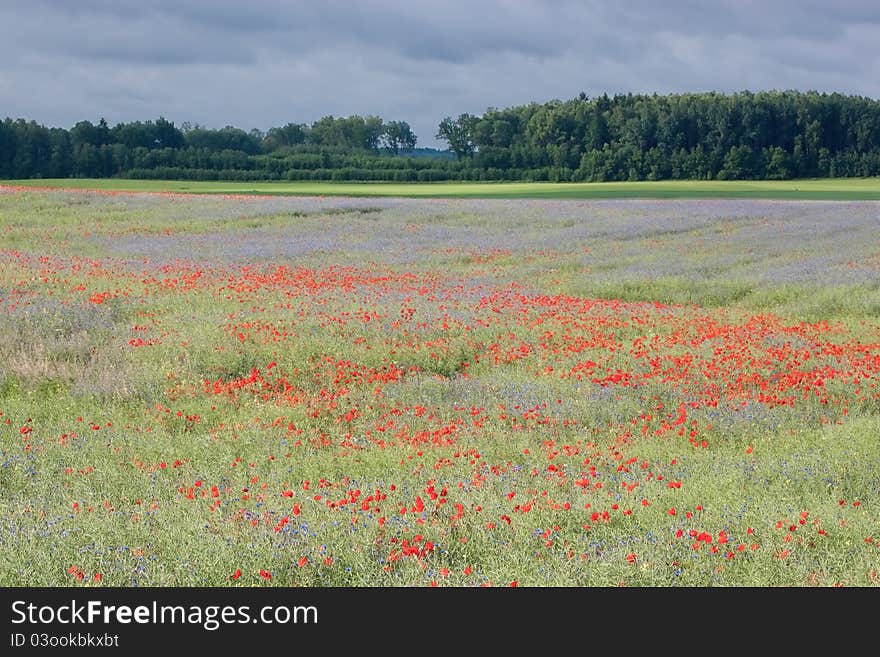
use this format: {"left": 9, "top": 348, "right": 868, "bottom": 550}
{"left": 70, "top": 119, "right": 110, "bottom": 148}
{"left": 718, "top": 145, "right": 757, "bottom": 180}
{"left": 263, "top": 123, "right": 308, "bottom": 150}
{"left": 8, "top": 119, "right": 51, "bottom": 178}
{"left": 0, "top": 120, "right": 14, "bottom": 177}
{"left": 359, "top": 115, "right": 385, "bottom": 151}
{"left": 382, "top": 120, "right": 417, "bottom": 154}
{"left": 96, "top": 118, "right": 111, "bottom": 145}
{"left": 47, "top": 127, "right": 72, "bottom": 177}
{"left": 308, "top": 115, "right": 343, "bottom": 147}
{"left": 112, "top": 117, "right": 184, "bottom": 150}
{"left": 765, "top": 146, "right": 794, "bottom": 179}
{"left": 436, "top": 113, "right": 477, "bottom": 159}
{"left": 153, "top": 117, "right": 185, "bottom": 149}
{"left": 308, "top": 115, "right": 385, "bottom": 151}
{"left": 184, "top": 126, "right": 262, "bottom": 154}
{"left": 112, "top": 121, "right": 150, "bottom": 149}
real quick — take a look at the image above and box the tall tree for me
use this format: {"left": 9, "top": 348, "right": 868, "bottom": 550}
{"left": 263, "top": 123, "right": 308, "bottom": 150}
{"left": 382, "top": 120, "right": 417, "bottom": 154}
{"left": 436, "top": 113, "right": 477, "bottom": 159}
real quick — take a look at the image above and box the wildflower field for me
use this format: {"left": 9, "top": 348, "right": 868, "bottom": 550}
{"left": 1, "top": 186, "right": 878, "bottom": 586}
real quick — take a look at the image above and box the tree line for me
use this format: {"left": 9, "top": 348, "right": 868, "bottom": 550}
{"left": 3, "top": 90, "right": 880, "bottom": 182}
{"left": 0, "top": 115, "right": 425, "bottom": 181}
{"left": 437, "top": 90, "right": 880, "bottom": 181}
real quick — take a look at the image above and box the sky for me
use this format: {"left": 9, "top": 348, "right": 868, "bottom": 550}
{"left": 2, "top": 0, "right": 879, "bottom": 148}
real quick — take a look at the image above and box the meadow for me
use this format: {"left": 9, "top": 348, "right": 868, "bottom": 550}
{"left": 0, "top": 185, "right": 878, "bottom": 586}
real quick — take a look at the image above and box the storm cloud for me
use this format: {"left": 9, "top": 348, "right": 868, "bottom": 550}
{"left": 2, "top": 0, "right": 879, "bottom": 147}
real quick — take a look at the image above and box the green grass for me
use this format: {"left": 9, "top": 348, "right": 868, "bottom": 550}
{"left": 5, "top": 177, "right": 880, "bottom": 199}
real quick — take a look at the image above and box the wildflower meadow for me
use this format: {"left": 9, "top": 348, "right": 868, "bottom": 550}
{"left": 0, "top": 186, "right": 878, "bottom": 587}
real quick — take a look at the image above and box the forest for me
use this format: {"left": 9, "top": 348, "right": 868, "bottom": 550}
{"left": 2, "top": 90, "right": 880, "bottom": 182}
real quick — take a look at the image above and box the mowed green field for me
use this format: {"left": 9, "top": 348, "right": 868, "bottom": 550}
{"left": 0, "top": 187, "right": 878, "bottom": 587}
{"left": 4, "top": 176, "right": 880, "bottom": 199}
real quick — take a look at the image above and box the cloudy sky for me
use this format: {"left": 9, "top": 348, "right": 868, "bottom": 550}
{"left": 2, "top": 0, "right": 879, "bottom": 147}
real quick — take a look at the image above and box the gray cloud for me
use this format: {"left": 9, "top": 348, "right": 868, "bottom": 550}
{"left": 1, "top": 0, "right": 879, "bottom": 147}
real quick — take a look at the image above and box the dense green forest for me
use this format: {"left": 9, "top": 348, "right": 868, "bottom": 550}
{"left": 3, "top": 91, "right": 880, "bottom": 182}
